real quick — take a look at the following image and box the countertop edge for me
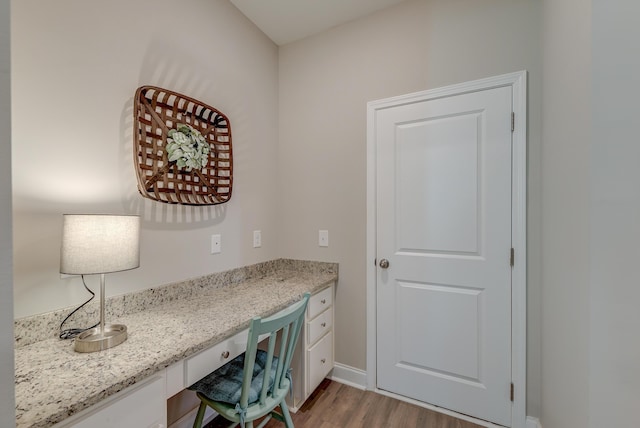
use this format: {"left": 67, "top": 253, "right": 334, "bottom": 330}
{"left": 15, "top": 262, "right": 337, "bottom": 428}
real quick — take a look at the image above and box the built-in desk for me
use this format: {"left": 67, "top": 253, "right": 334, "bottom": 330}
{"left": 14, "top": 260, "right": 337, "bottom": 428}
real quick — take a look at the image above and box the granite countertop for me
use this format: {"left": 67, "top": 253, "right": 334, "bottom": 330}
{"left": 14, "top": 260, "right": 338, "bottom": 428}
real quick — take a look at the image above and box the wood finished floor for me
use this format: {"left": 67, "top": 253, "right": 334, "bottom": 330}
{"left": 204, "top": 379, "right": 484, "bottom": 428}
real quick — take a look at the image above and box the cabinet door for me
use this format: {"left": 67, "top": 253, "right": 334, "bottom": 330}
{"left": 307, "top": 330, "right": 334, "bottom": 396}
{"left": 65, "top": 376, "right": 166, "bottom": 428}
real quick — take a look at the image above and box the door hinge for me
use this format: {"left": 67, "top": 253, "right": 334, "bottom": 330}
{"left": 511, "top": 112, "right": 515, "bottom": 132}
{"left": 510, "top": 248, "right": 515, "bottom": 267}
{"left": 510, "top": 383, "right": 514, "bottom": 401}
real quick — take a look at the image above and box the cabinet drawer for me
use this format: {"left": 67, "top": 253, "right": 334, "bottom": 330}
{"left": 185, "top": 329, "right": 248, "bottom": 387}
{"left": 61, "top": 376, "right": 165, "bottom": 428}
{"left": 308, "top": 287, "right": 333, "bottom": 320}
{"left": 307, "top": 330, "right": 333, "bottom": 395}
{"left": 307, "top": 308, "right": 332, "bottom": 346}
{"left": 165, "top": 361, "right": 185, "bottom": 399}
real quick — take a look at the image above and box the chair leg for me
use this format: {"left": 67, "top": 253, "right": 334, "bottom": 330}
{"left": 193, "top": 402, "right": 207, "bottom": 428}
{"left": 279, "top": 400, "right": 294, "bottom": 428}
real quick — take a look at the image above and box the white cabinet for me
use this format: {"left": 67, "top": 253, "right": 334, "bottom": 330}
{"left": 308, "top": 307, "right": 332, "bottom": 345}
{"left": 54, "top": 287, "right": 335, "bottom": 427}
{"left": 184, "top": 329, "right": 249, "bottom": 387}
{"left": 54, "top": 375, "right": 166, "bottom": 428}
{"left": 290, "top": 284, "right": 335, "bottom": 410}
{"left": 308, "top": 330, "right": 333, "bottom": 392}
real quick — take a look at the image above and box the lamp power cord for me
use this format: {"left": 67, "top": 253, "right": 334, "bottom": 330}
{"left": 59, "top": 275, "right": 99, "bottom": 340}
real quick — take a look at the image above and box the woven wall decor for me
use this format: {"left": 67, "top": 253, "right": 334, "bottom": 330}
{"left": 133, "top": 86, "right": 232, "bottom": 205}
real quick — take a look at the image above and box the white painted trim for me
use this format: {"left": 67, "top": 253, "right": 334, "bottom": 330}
{"left": 329, "top": 363, "right": 367, "bottom": 390}
{"left": 511, "top": 70, "right": 528, "bottom": 428}
{"left": 365, "top": 75, "right": 378, "bottom": 392}
{"left": 526, "top": 416, "right": 542, "bottom": 428}
{"left": 366, "top": 70, "right": 528, "bottom": 428}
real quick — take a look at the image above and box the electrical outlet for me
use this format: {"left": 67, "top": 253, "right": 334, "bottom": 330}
{"left": 211, "top": 234, "right": 221, "bottom": 254}
{"left": 319, "top": 230, "right": 329, "bottom": 247}
{"left": 253, "top": 230, "right": 262, "bottom": 248}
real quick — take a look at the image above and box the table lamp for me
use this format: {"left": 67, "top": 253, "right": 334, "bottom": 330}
{"left": 60, "top": 214, "right": 140, "bottom": 353}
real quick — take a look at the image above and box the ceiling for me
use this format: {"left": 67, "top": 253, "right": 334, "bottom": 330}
{"left": 229, "top": 0, "right": 408, "bottom": 46}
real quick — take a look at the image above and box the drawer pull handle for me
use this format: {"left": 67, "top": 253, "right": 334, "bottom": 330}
{"left": 321, "top": 358, "right": 326, "bottom": 364}
{"left": 321, "top": 299, "right": 326, "bottom": 304}
{"left": 321, "top": 322, "right": 326, "bottom": 327}
{"left": 221, "top": 351, "right": 230, "bottom": 359}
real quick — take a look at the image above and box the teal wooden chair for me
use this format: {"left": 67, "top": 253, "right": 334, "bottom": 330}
{"left": 188, "top": 293, "right": 310, "bottom": 428}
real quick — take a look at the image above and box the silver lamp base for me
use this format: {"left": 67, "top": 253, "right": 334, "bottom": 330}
{"left": 74, "top": 324, "right": 128, "bottom": 353}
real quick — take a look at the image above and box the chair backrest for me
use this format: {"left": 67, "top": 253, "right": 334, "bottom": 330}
{"left": 239, "top": 293, "right": 310, "bottom": 409}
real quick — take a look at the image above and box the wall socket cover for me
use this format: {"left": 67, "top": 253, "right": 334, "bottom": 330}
{"left": 319, "top": 230, "right": 329, "bottom": 247}
{"left": 211, "top": 234, "right": 221, "bottom": 254}
{"left": 253, "top": 230, "right": 262, "bottom": 248}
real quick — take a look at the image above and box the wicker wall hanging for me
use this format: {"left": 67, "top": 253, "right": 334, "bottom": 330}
{"left": 133, "top": 86, "right": 232, "bottom": 205}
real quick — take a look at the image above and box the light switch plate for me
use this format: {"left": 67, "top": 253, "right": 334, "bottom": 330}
{"left": 253, "top": 230, "right": 262, "bottom": 248}
{"left": 319, "top": 230, "right": 329, "bottom": 247}
{"left": 211, "top": 234, "right": 221, "bottom": 254}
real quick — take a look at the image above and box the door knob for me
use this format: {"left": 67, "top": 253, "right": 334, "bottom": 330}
{"left": 379, "top": 259, "right": 390, "bottom": 269}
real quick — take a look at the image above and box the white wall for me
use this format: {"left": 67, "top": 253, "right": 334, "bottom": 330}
{"left": 542, "top": 2, "right": 640, "bottom": 427}
{"left": 541, "top": 0, "right": 591, "bottom": 427}
{"left": 11, "top": 0, "right": 280, "bottom": 318}
{"left": 1, "top": 0, "right": 16, "bottom": 425}
{"left": 590, "top": 1, "right": 640, "bottom": 426}
{"left": 278, "top": 0, "right": 543, "bottom": 415}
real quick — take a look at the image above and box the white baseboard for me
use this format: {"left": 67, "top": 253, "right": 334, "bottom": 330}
{"left": 329, "top": 363, "right": 367, "bottom": 390}
{"left": 526, "top": 416, "right": 542, "bottom": 428}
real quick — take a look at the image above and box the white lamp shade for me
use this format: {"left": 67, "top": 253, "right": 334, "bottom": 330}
{"left": 60, "top": 214, "right": 140, "bottom": 275}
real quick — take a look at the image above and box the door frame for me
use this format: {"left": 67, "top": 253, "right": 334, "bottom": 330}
{"left": 366, "top": 71, "right": 527, "bottom": 428}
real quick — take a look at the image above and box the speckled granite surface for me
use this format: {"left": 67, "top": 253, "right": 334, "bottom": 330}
{"left": 14, "top": 259, "right": 338, "bottom": 428}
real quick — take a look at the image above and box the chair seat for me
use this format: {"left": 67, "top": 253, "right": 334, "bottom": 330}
{"left": 201, "top": 378, "right": 291, "bottom": 426}
{"left": 189, "top": 293, "right": 310, "bottom": 428}
{"left": 188, "top": 350, "right": 279, "bottom": 406}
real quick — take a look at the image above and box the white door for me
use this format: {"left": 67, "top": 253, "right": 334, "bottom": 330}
{"left": 375, "top": 84, "right": 513, "bottom": 426}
